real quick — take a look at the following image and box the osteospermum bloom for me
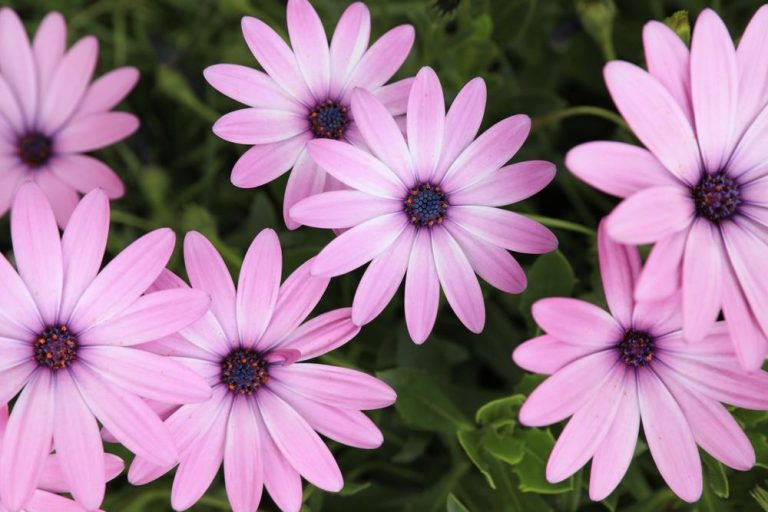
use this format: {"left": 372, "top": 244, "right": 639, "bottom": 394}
{"left": 567, "top": 7, "right": 768, "bottom": 370}
{"left": 291, "top": 67, "right": 557, "bottom": 343}
{"left": 0, "top": 184, "right": 212, "bottom": 511}
{"left": 0, "top": 405, "right": 124, "bottom": 512}
{"left": 0, "top": 8, "right": 139, "bottom": 226}
{"left": 204, "top": 0, "right": 415, "bottom": 229}
{"left": 513, "top": 221, "right": 768, "bottom": 502}
{"left": 127, "top": 230, "right": 396, "bottom": 512}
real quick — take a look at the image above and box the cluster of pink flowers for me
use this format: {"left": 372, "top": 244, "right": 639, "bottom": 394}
{"left": 0, "top": 0, "right": 766, "bottom": 510}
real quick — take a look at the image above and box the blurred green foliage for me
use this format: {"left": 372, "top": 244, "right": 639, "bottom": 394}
{"left": 4, "top": 0, "right": 768, "bottom": 510}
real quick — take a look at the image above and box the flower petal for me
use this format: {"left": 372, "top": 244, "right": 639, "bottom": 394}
{"left": 606, "top": 186, "right": 694, "bottom": 245}
{"left": 32, "top": 11, "right": 66, "bottom": 91}
{"left": 213, "top": 108, "right": 308, "bottom": 145}
{"left": 287, "top": 0, "right": 331, "bottom": 101}
{"left": 634, "top": 228, "right": 688, "bottom": 301}
{"left": 404, "top": 229, "right": 440, "bottom": 344}
{"left": 450, "top": 206, "right": 558, "bottom": 254}
{"left": 451, "top": 160, "right": 555, "bottom": 207}
{"left": 49, "top": 154, "right": 125, "bottom": 199}
{"left": 255, "top": 407, "right": 303, "bottom": 512}
{"left": 598, "top": 218, "right": 640, "bottom": 328}
{"left": 230, "top": 133, "right": 309, "bottom": 189}
{"left": 0, "top": 8, "right": 37, "bottom": 124}
{"left": 283, "top": 149, "right": 325, "bottom": 230}
{"left": 224, "top": 396, "right": 263, "bottom": 512}
{"left": 341, "top": 25, "right": 415, "bottom": 97}
{"left": 735, "top": 5, "right": 768, "bottom": 136}
{"left": 533, "top": 297, "right": 623, "bottom": 347}
{"left": 642, "top": 21, "right": 692, "bottom": 121}
{"left": 204, "top": 64, "right": 303, "bottom": 114}
{"left": 682, "top": 219, "right": 723, "bottom": 342}
{"left": 74, "top": 66, "right": 140, "bottom": 119}
{"left": 407, "top": 67, "right": 445, "bottom": 182}
{"left": 722, "top": 262, "right": 768, "bottom": 371}
{"left": 237, "top": 229, "right": 282, "bottom": 346}
{"left": 512, "top": 335, "right": 599, "bottom": 375}
{"left": 55, "top": 112, "right": 139, "bottom": 153}
{"left": 329, "top": 2, "right": 370, "bottom": 96}
{"left": 290, "top": 190, "right": 401, "bottom": 229}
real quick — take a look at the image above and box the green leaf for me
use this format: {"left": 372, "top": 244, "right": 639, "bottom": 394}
{"left": 458, "top": 429, "right": 498, "bottom": 488}
{"left": 702, "top": 452, "right": 729, "bottom": 499}
{"left": 518, "top": 251, "right": 576, "bottom": 325}
{"left": 446, "top": 494, "right": 471, "bottom": 512}
{"left": 574, "top": 0, "right": 617, "bottom": 60}
{"left": 514, "top": 429, "right": 573, "bottom": 494}
{"left": 664, "top": 10, "right": 691, "bottom": 46}
{"left": 475, "top": 395, "right": 525, "bottom": 428}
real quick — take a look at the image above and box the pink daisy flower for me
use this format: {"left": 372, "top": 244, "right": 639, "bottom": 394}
{"left": 513, "top": 221, "right": 768, "bottom": 503}
{"left": 204, "top": 0, "right": 415, "bottom": 229}
{"left": 0, "top": 184, "right": 212, "bottom": 511}
{"left": 0, "top": 404, "right": 124, "bottom": 512}
{"left": 291, "top": 66, "right": 558, "bottom": 343}
{"left": 567, "top": 7, "right": 768, "bottom": 370}
{"left": 126, "top": 230, "right": 396, "bottom": 512}
{"left": 0, "top": 8, "right": 139, "bottom": 227}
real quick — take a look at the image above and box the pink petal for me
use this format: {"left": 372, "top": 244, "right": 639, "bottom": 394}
{"left": 0, "top": 250, "right": 42, "bottom": 340}
{"left": 441, "top": 115, "right": 531, "bottom": 192}
{"left": 312, "top": 213, "right": 407, "bottom": 277}
{"left": 512, "top": 335, "right": 599, "bottom": 375}
{"left": 723, "top": 263, "right": 768, "bottom": 371}
{"left": 213, "top": 108, "right": 308, "bottom": 145}
{"left": 606, "top": 186, "right": 694, "bottom": 244}
{"left": 39, "top": 36, "right": 99, "bottom": 134}
{"left": 352, "top": 228, "right": 415, "bottom": 325}
{"left": 255, "top": 408, "right": 303, "bottom": 512}
{"left": 407, "top": 67, "right": 445, "bottom": 182}
{"left": 33, "top": 169, "right": 79, "bottom": 228}
{"left": 735, "top": 5, "right": 768, "bottom": 137}
{"left": 604, "top": 61, "right": 701, "bottom": 185}
{"left": 53, "top": 370, "right": 105, "bottom": 510}
{"left": 231, "top": 133, "right": 308, "bottom": 189}
{"left": 55, "top": 112, "right": 139, "bottom": 153}
{"left": 329, "top": 2, "right": 371, "bottom": 96}
{"left": 0, "top": 8, "right": 37, "bottom": 125}
{"left": 204, "top": 64, "right": 303, "bottom": 114}
{"left": 371, "top": 77, "right": 413, "bottom": 116}
{"left": 451, "top": 160, "right": 555, "bottom": 207}
{"left": 518, "top": 350, "right": 618, "bottom": 427}
{"left": 637, "top": 369, "right": 702, "bottom": 503}
{"left": 0, "top": 166, "right": 24, "bottom": 218}
{"left": 533, "top": 297, "right": 623, "bottom": 347}
{"left": 307, "top": 139, "right": 406, "bottom": 198}
{"left": 32, "top": 11, "right": 67, "bottom": 92}
{"left": 0, "top": 74, "right": 24, "bottom": 132}
{"left": 184, "top": 231, "right": 239, "bottom": 343}
{"left": 11, "top": 182, "right": 63, "bottom": 325}
{"left": 38, "top": 453, "right": 124, "bottom": 493}
{"left": 727, "top": 101, "right": 768, "bottom": 183}
{"left": 69, "top": 228, "right": 175, "bottom": 331}
{"left": 431, "top": 228, "right": 484, "bottom": 333}
{"left": 49, "top": 154, "right": 125, "bottom": 199}
{"left": 274, "top": 308, "right": 360, "bottom": 361}
{"left": 24, "top": 490, "right": 85, "bottom": 512}
{"left": 224, "top": 397, "right": 263, "bottom": 512}
{"left": 634, "top": 228, "right": 688, "bottom": 301}
{"left": 642, "top": 21, "right": 692, "bottom": 121}
{"left": 433, "top": 77, "right": 487, "bottom": 183}
{"left": 0, "top": 360, "right": 36, "bottom": 408}
{"left": 404, "top": 229, "right": 440, "bottom": 344}
{"left": 241, "top": 16, "right": 313, "bottom": 105}
{"left": 350, "top": 88, "right": 414, "bottom": 185}
{"left": 566, "top": 141, "right": 679, "bottom": 198}
{"left": 450, "top": 206, "right": 557, "bottom": 254}
{"left": 282, "top": 149, "right": 325, "bottom": 230}
{"left": 291, "top": 190, "right": 401, "bottom": 229}
{"left": 546, "top": 364, "right": 626, "bottom": 482}
{"left": 257, "top": 388, "right": 343, "bottom": 491}
{"left": 287, "top": 0, "right": 331, "bottom": 101}
{"left": 0, "top": 371, "right": 54, "bottom": 511}
{"left": 598, "top": 218, "right": 640, "bottom": 328}
{"left": 682, "top": 220, "right": 723, "bottom": 342}
{"left": 74, "top": 66, "right": 140, "bottom": 120}
{"left": 237, "top": 229, "right": 282, "bottom": 346}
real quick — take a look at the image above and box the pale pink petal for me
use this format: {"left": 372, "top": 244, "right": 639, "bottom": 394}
{"left": 341, "top": 25, "right": 415, "bottom": 98}
{"left": 589, "top": 372, "right": 640, "bottom": 501}
{"left": 407, "top": 67, "right": 445, "bottom": 181}
{"left": 682, "top": 220, "right": 723, "bottom": 342}
{"left": 598, "top": 218, "right": 640, "bottom": 328}
{"left": 74, "top": 67, "right": 140, "bottom": 119}
{"left": 283, "top": 149, "right": 325, "bottom": 230}
{"left": 634, "top": 229, "right": 688, "bottom": 301}
{"left": 0, "top": 74, "right": 24, "bottom": 132}
{"left": 0, "top": 250, "right": 42, "bottom": 339}
{"left": 606, "top": 186, "right": 694, "bottom": 244}
{"left": 33, "top": 169, "right": 79, "bottom": 228}
{"left": 512, "top": 335, "right": 600, "bottom": 375}
{"left": 48, "top": 154, "right": 125, "bottom": 199}
{"left": 404, "top": 229, "right": 440, "bottom": 344}
{"left": 11, "top": 182, "right": 63, "bottom": 324}
{"left": 257, "top": 388, "right": 343, "bottom": 491}
{"left": 727, "top": 101, "right": 768, "bottom": 182}
{"left": 270, "top": 308, "right": 359, "bottom": 361}
{"left": 213, "top": 108, "right": 308, "bottom": 145}
{"left": 55, "top": 112, "right": 139, "bottom": 153}
{"left": 566, "top": 141, "right": 680, "bottom": 198}
{"left": 291, "top": 190, "right": 401, "bottom": 229}
{"left": 637, "top": 369, "right": 702, "bottom": 503}
{"left": 450, "top": 206, "right": 557, "bottom": 254}
{"left": 546, "top": 365, "right": 626, "bottom": 482}
{"left": 642, "top": 21, "right": 692, "bottom": 121}
{"left": 178, "top": 311, "right": 233, "bottom": 359}
{"left": 451, "top": 160, "right": 555, "bottom": 207}
{"left": 135, "top": 334, "right": 219, "bottom": 362}
{"left": 241, "top": 16, "right": 313, "bottom": 106}
{"left": 38, "top": 453, "right": 124, "bottom": 493}
{"left": 255, "top": 407, "right": 303, "bottom": 512}
{"left": 230, "top": 133, "right": 309, "bottom": 189}
{"left": 287, "top": 0, "right": 331, "bottom": 101}
{"left": 735, "top": 5, "right": 768, "bottom": 136}
{"left": 69, "top": 228, "right": 175, "bottom": 330}
{"left": 604, "top": 61, "right": 701, "bottom": 184}
{"left": 0, "top": 8, "right": 37, "bottom": 125}
{"left": 24, "top": 490, "right": 85, "bottom": 512}
{"left": 224, "top": 396, "right": 263, "bottom": 512}
{"left": 518, "top": 350, "right": 617, "bottom": 427}
{"left": 312, "top": 213, "right": 407, "bottom": 277}
{"left": 329, "top": 2, "right": 371, "bottom": 96}
{"left": 352, "top": 228, "right": 414, "bottom": 325}
{"left": 350, "top": 88, "right": 413, "bottom": 185}
{"left": 441, "top": 115, "right": 531, "bottom": 192}
{"left": 39, "top": 36, "right": 99, "bottom": 134}
{"left": 184, "top": 231, "right": 239, "bottom": 342}
{"left": 0, "top": 360, "right": 36, "bottom": 406}
{"left": 722, "top": 222, "right": 768, "bottom": 340}
{"left": 0, "top": 166, "right": 24, "bottom": 218}
{"left": 0, "top": 371, "right": 54, "bottom": 511}
{"left": 53, "top": 370, "right": 105, "bottom": 510}
{"left": 431, "top": 228, "right": 484, "bottom": 333}
{"left": 237, "top": 229, "right": 282, "bottom": 346}
{"left": 723, "top": 262, "right": 768, "bottom": 371}
{"left": 204, "top": 64, "right": 303, "bottom": 114}
{"left": 533, "top": 297, "right": 623, "bottom": 347}
{"left": 371, "top": 77, "right": 413, "bottom": 116}
{"left": 32, "top": 11, "right": 67, "bottom": 92}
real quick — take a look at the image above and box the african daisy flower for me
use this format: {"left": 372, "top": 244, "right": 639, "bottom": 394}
{"left": 291, "top": 66, "right": 558, "bottom": 343}
{"left": 0, "top": 184, "right": 212, "bottom": 511}
{"left": 126, "top": 230, "right": 396, "bottom": 512}
{"left": 204, "top": 0, "right": 415, "bottom": 229}
{"left": 567, "top": 7, "right": 768, "bottom": 370}
{"left": 0, "top": 8, "right": 139, "bottom": 226}
{"left": 0, "top": 405, "right": 124, "bottom": 512}
{"left": 513, "top": 221, "right": 768, "bottom": 503}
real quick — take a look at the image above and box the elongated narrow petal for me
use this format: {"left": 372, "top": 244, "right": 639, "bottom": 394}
{"left": 533, "top": 298, "right": 622, "bottom": 347}
{"left": 404, "top": 229, "right": 440, "bottom": 343}
{"left": 55, "top": 112, "right": 139, "bottom": 153}
{"left": 237, "top": 229, "right": 282, "bottom": 346}
{"left": 643, "top": 21, "right": 692, "bottom": 121}
{"left": 213, "top": 108, "right": 308, "bottom": 145}
{"left": 283, "top": 150, "right": 325, "bottom": 231}
{"left": 598, "top": 219, "right": 640, "bottom": 328}
{"left": 49, "top": 154, "right": 125, "bottom": 199}
{"left": 451, "top": 161, "right": 555, "bottom": 207}
{"left": 342, "top": 25, "right": 415, "bottom": 96}
{"left": 277, "top": 308, "right": 360, "bottom": 361}
{"left": 722, "top": 263, "right": 768, "bottom": 371}
{"left": 204, "top": 64, "right": 303, "bottom": 114}
{"left": 408, "top": 67, "right": 445, "bottom": 182}
{"left": 451, "top": 206, "right": 557, "bottom": 254}
{"left": 290, "top": 190, "right": 401, "bottom": 229}
{"left": 634, "top": 229, "right": 688, "bottom": 301}
{"left": 513, "top": 335, "right": 600, "bottom": 375}
{"left": 287, "top": 0, "right": 330, "bottom": 101}
{"left": 230, "top": 133, "right": 309, "bottom": 189}
{"left": 224, "top": 397, "right": 263, "bottom": 512}
{"left": 0, "top": 8, "right": 37, "bottom": 124}
{"left": 329, "top": 2, "right": 370, "bottom": 95}
{"left": 606, "top": 186, "right": 694, "bottom": 244}
{"left": 682, "top": 220, "right": 723, "bottom": 342}
{"left": 256, "top": 408, "right": 303, "bottom": 512}
{"left": 75, "top": 66, "right": 140, "bottom": 119}
{"left": 32, "top": 11, "right": 66, "bottom": 91}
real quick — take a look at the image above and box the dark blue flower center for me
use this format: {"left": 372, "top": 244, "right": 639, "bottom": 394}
{"left": 618, "top": 330, "right": 654, "bottom": 368}
{"left": 35, "top": 325, "right": 78, "bottom": 370}
{"left": 404, "top": 183, "right": 449, "bottom": 227}
{"left": 309, "top": 100, "right": 348, "bottom": 140}
{"left": 221, "top": 349, "right": 270, "bottom": 396}
{"left": 692, "top": 172, "right": 740, "bottom": 222}
{"left": 17, "top": 132, "right": 52, "bottom": 168}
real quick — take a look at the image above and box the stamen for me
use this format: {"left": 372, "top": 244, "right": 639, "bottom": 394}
{"left": 221, "top": 348, "right": 270, "bottom": 396}
{"left": 618, "top": 330, "right": 654, "bottom": 368}
{"left": 309, "top": 100, "right": 349, "bottom": 140}
{"left": 692, "top": 172, "right": 740, "bottom": 222}
{"left": 17, "top": 132, "right": 52, "bottom": 168}
{"left": 404, "top": 183, "right": 449, "bottom": 227}
{"left": 35, "top": 325, "right": 78, "bottom": 370}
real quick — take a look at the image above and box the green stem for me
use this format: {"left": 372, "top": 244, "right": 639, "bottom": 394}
{"left": 110, "top": 210, "right": 156, "bottom": 232}
{"left": 524, "top": 214, "right": 596, "bottom": 236}
{"left": 532, "top": 106, "right": 628, "bottom": 131}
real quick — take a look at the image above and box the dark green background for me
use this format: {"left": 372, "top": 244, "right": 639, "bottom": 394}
{"left": 3, "top": 0, "right": 768, "bottom": 510}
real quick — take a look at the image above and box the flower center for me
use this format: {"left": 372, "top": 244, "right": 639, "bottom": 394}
{"left": 404, "top": 183, "right": 449, "bottom": 227}
{"left": 221, "top": 349, "right": 270, "bottom": 396}
{"left": 309, "top": 100, "right": 348, "bottom": 140}
{"left": 692, "top": 172, "right": 740, "bottom": 222}
{"left": 17, "top": 132, "right": 52, "bottom": 168}
{"left": 618, "top": 330, "right": 654, "bottom": 368}
{"left": 35, "top": 325, "right": 78, "bottom": 370}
